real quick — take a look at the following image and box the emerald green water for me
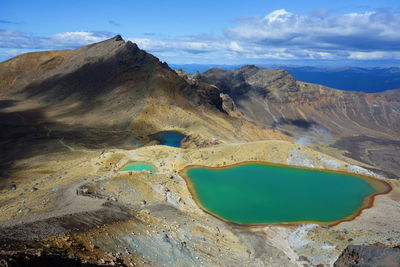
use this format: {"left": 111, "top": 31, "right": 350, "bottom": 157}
{"left": 120, "top": 162, "right": 158, "bottom": 172}
{"left": 184, "top": 163, "right": 384, "bottom": 224}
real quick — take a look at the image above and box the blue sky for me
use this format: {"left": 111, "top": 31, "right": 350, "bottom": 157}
{"left": 1, "top": 0, "right": 400, "bottom": 65}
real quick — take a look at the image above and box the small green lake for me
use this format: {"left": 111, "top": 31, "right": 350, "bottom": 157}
{"left": 120, "top": 162, "right": 158, "bottom": 172}
{"left": 182, "top": 163, "right": 390, "bottom": 225}
{"left": 151, "top": 131, "right": 186, "bottom": 147}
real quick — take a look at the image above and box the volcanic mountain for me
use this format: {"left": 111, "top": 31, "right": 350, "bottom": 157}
{"left": 0, "top": 35, "right": 258, "bottom": 132}
{"left": 0, "top": 36, "right": 286, "bottom": 176}
{"left": 0, "top": 36, "right": 399, "bottom": 266}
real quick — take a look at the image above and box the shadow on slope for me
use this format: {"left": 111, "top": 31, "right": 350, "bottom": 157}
{"left": 15, "top": 42, "right": 156, "bottom": 106}
{"left": 0, "top": 107, "right": 142, "bottom": 183}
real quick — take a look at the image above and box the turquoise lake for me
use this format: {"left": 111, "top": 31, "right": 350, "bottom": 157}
{"left": 120, "top": 162, "right": 158, "bottom": 172}
{"left": 183, "top": 163, "right": 389, "bottom": 224}
{"left": 151, "top": 131, "right": 186, "bottom": 147}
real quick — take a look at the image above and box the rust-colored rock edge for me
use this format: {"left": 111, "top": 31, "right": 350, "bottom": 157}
{"left": 179, "top": 161, "right": 393, "bottom": 228}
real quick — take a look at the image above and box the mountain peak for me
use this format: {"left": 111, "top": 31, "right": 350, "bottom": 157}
{"left": 113, "top": 34, "right": 123, "bottom": 41}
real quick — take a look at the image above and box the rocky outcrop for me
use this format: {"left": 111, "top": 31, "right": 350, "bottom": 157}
{"left": 175, "top": 69, "right": 224, "bottom": 111}
{"left": 220, "top": 93, "right": 243, "bottom": 118}
{"left": 334, "top": 244, "right": 400, "bottom": 267}
{"left": 180, "top": 134, "right": 221, "bottom": 148}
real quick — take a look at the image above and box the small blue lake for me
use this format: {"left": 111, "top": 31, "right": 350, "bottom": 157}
{"left": 151, "top": 131, "right": 186, "bottom": 147}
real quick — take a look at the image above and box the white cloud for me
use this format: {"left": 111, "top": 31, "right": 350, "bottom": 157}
{"left": 128, "top": 36, "right": 244, "bottom": 54}
{"left": 52, "top": 31, "right": 110, "bottom": 45}
{"left": 228, "top": 41, "right": 244, "bottom": 52}
{"left": 348, "top": 51, "right": 400, "bottom": 60}
{"left": 0, "top": 30, "right": 114, "bottom": 50}
{"left": 225, "top": 9, "right": 400, "bottom": 52}
{"left": 263, "top": 9, "right": 293, "bottom": 23}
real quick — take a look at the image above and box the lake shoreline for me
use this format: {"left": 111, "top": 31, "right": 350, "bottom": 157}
{"left": 179, "top": 160, "right": 393, "bottom": 227}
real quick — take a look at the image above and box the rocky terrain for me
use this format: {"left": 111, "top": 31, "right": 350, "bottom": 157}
{"left": 200, "top": 65, "right": 400, "bottom": 140}
{"left": 0, "top": 36, "right": 399, "bottom": 266}
{"left": 200, "top": 66, "right": 400, "bottom": 178}
{"left": 335, "top": 244, "right": 400, "bottom": 267}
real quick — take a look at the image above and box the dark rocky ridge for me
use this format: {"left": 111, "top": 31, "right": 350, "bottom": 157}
{"left": 201, "top": 65, "right": 400, "bottom": 139}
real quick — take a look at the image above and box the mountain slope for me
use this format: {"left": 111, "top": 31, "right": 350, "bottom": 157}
{"left": 0, "top": 35, "right": 219, "bottom": 128}
{"left": 200, "top": 65, "right": 400, "bottom": 177}
{"left": 201, "top": 65, "right": 400, "bottom": 139}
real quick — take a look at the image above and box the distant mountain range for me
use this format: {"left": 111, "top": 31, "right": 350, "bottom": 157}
{"left": 171, "top": 64, "right": 400, "bottom": 93}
